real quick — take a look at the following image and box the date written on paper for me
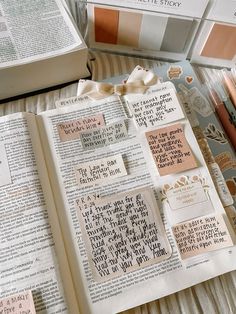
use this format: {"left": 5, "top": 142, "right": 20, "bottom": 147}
{"left": 76, "top": 187, "right": 171, "bottom": 281}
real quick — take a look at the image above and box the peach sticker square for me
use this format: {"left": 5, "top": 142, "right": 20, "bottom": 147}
{"left": 172, "top": 215, "right": 233, "bottom": 259}
{"left": 57, "top": 113, "right": 105, "bottom": 142}
{"left": 146, "top": 123, "right": 197, "bottom": 176}
{"left": 0, "top": 290, "right": 36, "bottom": 314}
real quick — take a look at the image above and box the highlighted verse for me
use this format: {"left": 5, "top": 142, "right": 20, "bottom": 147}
{"left": 76, "top": 188, "right": 171, "bottom": 281}
{"left": 75, "top": 154, "right": 127, "bottom": 187}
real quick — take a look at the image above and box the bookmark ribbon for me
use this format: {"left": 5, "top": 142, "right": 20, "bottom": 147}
{"left": 77, "top": 66, "right": 159, "bottom": 100}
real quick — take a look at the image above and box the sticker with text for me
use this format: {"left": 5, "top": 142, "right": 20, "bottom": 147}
{"left": 0, "top": 143, "right": 11, "bottom": 187}
{"left": 76, "top": 187, "right": 171, "bottom": 281}
{"left": 215, "top": 152, "right": 236, "bottom": 172}
{"left": 167, "top": 66, "right": 183, "bottom": 80}
{"left": 80, "top": 121, "right": 128, "bottom": 150}
{"left": 161, "top": 175, "right": 214, "bottom": 224}
{"left": 161, "top": 175, "right": 209, "bottom": 210}
{"left": 0, "top": 290, "right": 36, "bottom": 314}
{"left": 146, "top": 123, "right": 197, "bottom": 176}
{"left": 75, "top": 154, "right": 127, "bottom": 187}
{"left": 172, "top": 215, "right": 233, "bottom": 259}
{"left": 57, "top": 114, "right": 105, "bottom": 142}
{"left": 128, "top": 89, "right": 185, "bottom": 129}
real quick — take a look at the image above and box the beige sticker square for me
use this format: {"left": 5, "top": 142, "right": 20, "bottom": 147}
{"left": 146, "top": 123, "right": 197, "bottom": 176}
{"left": 76, "top": 187, "right": 172, "bottom": 282}
{"left": 172, "top": 215, "right": 233, "bottom": 259}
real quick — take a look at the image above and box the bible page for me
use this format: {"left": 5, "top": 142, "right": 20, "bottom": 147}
{"left": 0, "top": 112, "right": 79, "bottom": 313}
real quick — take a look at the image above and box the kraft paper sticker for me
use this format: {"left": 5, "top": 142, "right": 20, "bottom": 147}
{"left": 128, "top": 89, "right": 185, "bottom": 129}
{"left": 167, "top": 65, "right": 183, "bottom": 80}
{"left": 146, "top": 123, "right": 197, "bottom": 176}
{"left": 75, "top": 154, "right": 127, "bottom": 187}
{"left": 0, "top": 290, "right": 36, "bottom": 314}
{"left": 57, "top": 114, "right": 105, "bottom": 142}
{"left": 76, "top": 187, "right": 171, "bottom": 282}
{"left": 172, "top": 215, "right": 233, "bottom": 259}
{"left": 80, "top": 121, "right": 128, "bottom": 150}
{"left": 0, "top": 143, "right": 11, "bottom": 187}
{"left": 215, "top": 152, "right": 236, "bottom": 172}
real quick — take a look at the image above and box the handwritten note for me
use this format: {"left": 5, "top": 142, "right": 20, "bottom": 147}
{"left": 172, "top": 215, "right": 233, "bottom": 259}
{"left": 146, "top": 123, "right": 197, "bottom": 176}
{"left": 128, "top": 89, "right": 185, "bottom": 129}
{"left": 75, "top": 154, "right": 127, "bottom": 187}
{"left": 0, "top": 291, "right": 36, "bottom": 314}
{"left": 76, "top": 187, "right": 171, "bottom": 281}
{"left": 57, "top": 114, "right": 105, "bottom": 142}
{"left": 80, "top": 121, "right": 128, "bottom": 150}
{"left": 0, "top": 143, "right": 11, "bottom": 187}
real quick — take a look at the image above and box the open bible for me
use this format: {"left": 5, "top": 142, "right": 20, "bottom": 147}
{"left": 1, "top": 73, "right": 236, "bottom": 314}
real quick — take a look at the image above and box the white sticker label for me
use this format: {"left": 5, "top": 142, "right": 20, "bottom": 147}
{"left": 166, "top": 181, "right": 208, "bottom": 210}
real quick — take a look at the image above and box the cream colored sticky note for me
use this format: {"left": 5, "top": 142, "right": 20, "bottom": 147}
{"left": 146, "top": 123, "right": 197, "bottom": 176}
{"left": 75, "top": 154, "right": 127, "bottom": 187}
{"left": 76, "top": 187, "right": 171, "bottom": 282}
{"left": 128, "top": 89, "right": 185, "bottom": 129}
{"left": 57, "top": 114, "right": 105, "bottom": 142}
{"left": 172, "top": 215, "right": 233, "bottom": 259}
{"left": 0, "top": 143, "right": 11, "bottom": 187}
{"left": 0, "top": 290, "right": 36, "bottom": 314}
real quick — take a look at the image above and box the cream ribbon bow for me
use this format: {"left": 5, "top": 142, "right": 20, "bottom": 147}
{"left": 77, "top": 65, "right": 159, "bottom": 100}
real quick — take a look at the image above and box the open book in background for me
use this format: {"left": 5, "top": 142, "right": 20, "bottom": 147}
{"left": 0, "top": 0, "right": 89, "bottom": 101}
{"left": 1, "top": 66, "right": 235, "bottom": 314}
